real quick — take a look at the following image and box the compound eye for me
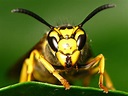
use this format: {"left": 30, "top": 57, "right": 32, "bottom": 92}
{"left": 48, "top": 37, "right": 58, "bottom": 52}
{"left": 77, "top": 34, "right": 86, "bottom": 50}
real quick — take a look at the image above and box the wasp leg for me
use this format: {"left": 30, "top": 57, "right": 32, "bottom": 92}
{"left": 20, "top": 50, "right": 70, "bottom": 89}
{"left": 35, "top": 50, "right": 70, "bottom": 89}
{"left": 104, "top": 71, "right": 115, "bottom": 90}
{"left": 20, "top": 60, "right": 28, "bottom": 82}
{"left": 20, "top": 50, "right": 36, "bottom": 82}
{"left": 87, "top": 66, "right": 115, "bottom": 90}
{"left": 86, "top": 54, "right": 109, "bottom": 93}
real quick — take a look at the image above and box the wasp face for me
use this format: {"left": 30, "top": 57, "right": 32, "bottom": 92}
{"left": 47, "top": 26, "right": 86, "bottom": 68}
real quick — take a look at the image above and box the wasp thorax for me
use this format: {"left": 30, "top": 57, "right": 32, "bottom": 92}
{"left": 47, "top": 26, "right": 86, "bottom": 68}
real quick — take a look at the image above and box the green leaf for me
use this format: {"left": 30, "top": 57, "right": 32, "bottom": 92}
{"left": 0, "top": 82, "right": 128, "bottom": 96}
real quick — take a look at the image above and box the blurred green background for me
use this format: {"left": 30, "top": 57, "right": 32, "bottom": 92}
{"left": 0, "top": 0, "right": 128, "bottom": 92}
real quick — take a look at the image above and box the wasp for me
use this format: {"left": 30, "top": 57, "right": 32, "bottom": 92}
{"left": 11, "top": 4, "right": 115, "bottom": 93}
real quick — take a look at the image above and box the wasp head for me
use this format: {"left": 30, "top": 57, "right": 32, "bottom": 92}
{"left": 47, "top": 26, "right": 86, "bottom": 68}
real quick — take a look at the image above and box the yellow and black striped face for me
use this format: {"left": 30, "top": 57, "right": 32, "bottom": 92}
{"left": 47, "top": 26, "right": 86, "bottom": 68}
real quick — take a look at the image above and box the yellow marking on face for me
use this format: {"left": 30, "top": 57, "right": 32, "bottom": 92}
{"left": 56, "top": 50, "right": 80, "bottom": 67}
{"left": 70, "top": 50, "right": 80, "bottom": 66}
{"left": 59, "top": 26, "right": 79, "bottom": 38}
{"left": 60, "top": 28, "right": 74, "bottom": 38}
{"left": 75, "top": 29, "right": 84, "bottom": 40}
{"left": 53, "top": 28, "right": 60, "bottom": 34}
{"left": 58, "top": 39, "right": 77, "bottom": 54}
{"left": 56, "top": 52, "right": 66, "bottom": 67}
{"left": 49, "top": 31, "right": 59, "bottom": 42}
{"left": 52, "top": 26, "right": 79, "bottom": 38}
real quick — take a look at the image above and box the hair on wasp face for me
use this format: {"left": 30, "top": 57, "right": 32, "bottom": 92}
{"left": 11, "top": 4, "right": 115, "bottom": 68}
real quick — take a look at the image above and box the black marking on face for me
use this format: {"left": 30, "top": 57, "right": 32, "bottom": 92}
{"left": 65, "top": 55, "right": 72, "bottom": 68}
